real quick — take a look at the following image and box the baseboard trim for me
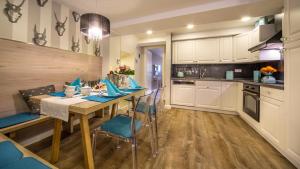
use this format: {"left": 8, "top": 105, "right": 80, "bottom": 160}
{"left": 164, "top": 105, "right": 172, "bottom": 109}
{"left": 171, "top": 105, "right": 238, "bottom": 115}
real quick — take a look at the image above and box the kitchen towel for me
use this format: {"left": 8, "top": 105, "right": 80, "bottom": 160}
{"left": 40, "top": 97, "right": 86, "bottom": 121}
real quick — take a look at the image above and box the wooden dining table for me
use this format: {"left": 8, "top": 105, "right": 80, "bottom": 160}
{"left": 30, "top": 89, "right": 145, "bottom": 169}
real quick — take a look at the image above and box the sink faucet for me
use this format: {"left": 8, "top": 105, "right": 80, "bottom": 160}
{"left": 200, "top": 68, "right": 207, "bottom": 79}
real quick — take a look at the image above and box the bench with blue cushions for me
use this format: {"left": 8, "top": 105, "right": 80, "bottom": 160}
{"left": 0, "top": 134, "right": 57, "bottom": 169}
{"left": 0, "top": 112, "right": 50, "bottom": 135}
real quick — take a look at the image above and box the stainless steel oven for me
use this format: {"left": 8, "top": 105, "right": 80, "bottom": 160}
{"left": 243, "top": 83, "right": 260, "bottom": 122}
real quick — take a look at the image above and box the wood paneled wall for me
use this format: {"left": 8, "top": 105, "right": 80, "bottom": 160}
{"left": 0, "top": 38, "right": 102, "bottom": 117}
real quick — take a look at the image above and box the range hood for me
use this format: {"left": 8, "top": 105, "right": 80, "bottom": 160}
{"left": 248, "top": 31, "right": 283, "bottom": 53}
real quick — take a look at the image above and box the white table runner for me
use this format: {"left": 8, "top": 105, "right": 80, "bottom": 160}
{"left": 40, "top": 97, "right": 87, "bottom": 121}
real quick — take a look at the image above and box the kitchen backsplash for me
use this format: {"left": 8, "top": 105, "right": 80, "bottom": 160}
{"left": 172, "top": 60, "right": 284, "bottom": 80}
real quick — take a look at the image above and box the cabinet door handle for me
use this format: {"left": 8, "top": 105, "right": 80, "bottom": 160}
{"left": 281, "top": 37, "right": 288, "bottom": 42}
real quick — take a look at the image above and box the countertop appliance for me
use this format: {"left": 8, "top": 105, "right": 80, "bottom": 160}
{"left": 243, "top": 83, "right": 260, "bottom": 122}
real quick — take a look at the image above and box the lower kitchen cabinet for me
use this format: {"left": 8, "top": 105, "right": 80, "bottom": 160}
{"left": 221, "top": 82, "right": 237, "bottom": 111}
{"left": 195, "top": 81, "right": 221, "bottom": 109}
{"left": 171, "top": 84, "right": 195, "bottom": 106}
{"left": 260, "top": 94, "right": 284, "bottom": 147}
{"left": 236, "top": 82, "right": 244, "bottom": 113}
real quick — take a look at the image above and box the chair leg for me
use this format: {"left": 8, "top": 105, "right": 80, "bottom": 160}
{"left": 131, "top": 138, "right": 138, "bottom": 169}
{"left": 153, "top": 116, "right": 159, "bottom": 154}
{"left": 116, "top": 138, "right": 121, "bottom": 149}
{"left": 92, "top": 130, "right": 97, "bottom": 157}
{"left": 146, "top": 116, "right": 156, "bottom": 157}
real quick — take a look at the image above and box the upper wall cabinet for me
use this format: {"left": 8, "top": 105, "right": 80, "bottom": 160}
{"left": 220, "top": 37, "right": 233, "bottom": 62}
{"left": 172, "top": 40, "right": 197, "bottom": 64}
{"left": 284, "top": 0, "right": 300, "bottom": 43}
{"left": 195, "top": 38, "right": 220, "bottom": 63}
{"left": 233, "top": 32, "right": 252, "bottom": 62}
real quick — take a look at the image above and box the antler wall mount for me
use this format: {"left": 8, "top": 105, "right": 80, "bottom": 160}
{"left": 33, "top": 24, "right": 47, "bottom": 46}
{"left": 54, "top": 11, "right": 68, "bottom": 36}
{"left": 72, "top": 11, "right": 80, "bottom": 22}
{"left": 37, "top": 0, "right": 48, "bottom": 7}
{"left": 4, "top": 0, "right": 25, "bottom": 23}
{"left": 71, "top": 36, "right": 80, "bottom": 52}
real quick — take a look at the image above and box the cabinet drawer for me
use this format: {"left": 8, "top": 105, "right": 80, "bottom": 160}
{"left": 261, "top": 87, "right": 284, "bottom": 101}
{"left": 196, "top": 81, "right": 221, "bottom": 88}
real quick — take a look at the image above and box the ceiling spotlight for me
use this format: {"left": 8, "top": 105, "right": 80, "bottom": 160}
{"left": 241, "top": 16, "right": 251, "bottom": 22}
{"left": 146, "top": 30, "right": 153, "bottom": 35}
{"left": 187, "top": 24, "right": 194, "bottom": 29}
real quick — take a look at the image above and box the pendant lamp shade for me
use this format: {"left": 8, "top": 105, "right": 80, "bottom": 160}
{"left": 80, "top": 13, "right": 110, "bottom": 40}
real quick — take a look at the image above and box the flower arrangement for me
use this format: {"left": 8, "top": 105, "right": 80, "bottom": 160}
{"left": 260, "top": 66, "right": 277, "bottom": 84}
{"left": 260, "top": 66, "right": 277, "bottom": 75}
{"left": 113, "top": 65, "right": 135, "bottom": 75}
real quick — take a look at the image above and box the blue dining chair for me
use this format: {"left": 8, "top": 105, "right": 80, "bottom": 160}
{"left": 134, "top": 87, "right": 165, "bottom": 156}
{"left": 92, "top": 92, "right": 154, "bottom": 169}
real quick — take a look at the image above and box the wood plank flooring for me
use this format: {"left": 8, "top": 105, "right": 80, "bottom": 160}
{"left": 32, "top": 109, "right": 296, "bottom": 169}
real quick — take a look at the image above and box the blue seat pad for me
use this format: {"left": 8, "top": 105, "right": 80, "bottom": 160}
{"left": 0, "top": 112, "right": 40, "bottom": 129}
{"left": 0, "top": 141, "right": 23, "bottom": 168}
{"left": 1, "top": 157, "right": 51, "bottom": 169}
{"left": 100, "top": 115, "right": 142, "bottom": 138}
{"left": 135, "top": 102, "right": 156, "bottom": 114}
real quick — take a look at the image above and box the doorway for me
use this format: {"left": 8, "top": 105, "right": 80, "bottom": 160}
{"left": 137, "top": 46, "right": 164, "bottom": 90}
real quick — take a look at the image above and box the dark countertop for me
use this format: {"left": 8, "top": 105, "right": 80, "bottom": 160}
{"left": 171, "top": 77, "right": 284, "bottom": 90}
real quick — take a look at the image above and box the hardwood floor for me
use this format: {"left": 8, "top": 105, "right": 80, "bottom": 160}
{"left": 32, "top": 109, "right": 296, "bottom": 169}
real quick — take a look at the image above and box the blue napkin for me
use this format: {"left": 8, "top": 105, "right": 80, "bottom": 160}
{"left": 83, "top": 95, "right": 117, "bottom": 103}
{"left": 69, "top": 77, "right": 81, "bottom": 93}
{"left": 128, "top": 77, "right": 141, "bottom": 89}
{"left": 49, "top": 91, "right": 66, "bottom": 97}
{"left": 101, "top": 79, "right": 120, "bottom": 97}
{"left": 105, "top": 78, "right": 125, "bottom": 93}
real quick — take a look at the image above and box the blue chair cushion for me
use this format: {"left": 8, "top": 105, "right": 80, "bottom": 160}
{"left": 135, "top": 102, "right": 156, "bottom": 115}
{"left": 2, "top": 157, "right": 51, "bottom": 169}
{"left": 0, "top": 112, "right": 40, "bottom": 129}
{"left": 0, "top": 141, "right": 23, "bottom": 168}
{"left": 100, "top": 115, "right": 142, "bottom": 138}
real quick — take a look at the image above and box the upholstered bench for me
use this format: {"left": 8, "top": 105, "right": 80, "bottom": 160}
{"left": 0, "top": 134, "right": 57, "bottom": 169}
{"left": 0, "top": 113, "right": 50, "bottom": 136}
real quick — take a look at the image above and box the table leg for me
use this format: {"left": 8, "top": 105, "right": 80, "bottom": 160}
{"left": 110, "top": 103, "right": 118, "bottom": 119}
{"left": 94, "top": 109, "right": 103, "bottom": 118}
{"left": 80, "top": 115, "right": 95, "bottom": 169}
{"left": 50, "top": 119, "right": 62, "bottom": 163}
{"left": 131, "top": 96, "right": 136, "bottom": 109}
{"left": 68, "top": 114, "right": 75, "bottom": 134}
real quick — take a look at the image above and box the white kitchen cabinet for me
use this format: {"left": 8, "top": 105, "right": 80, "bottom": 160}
{"left": 260, "top": 87, "right": 284, "bottom": 148}
{"left": 195, "top": 38, "right": 220, "bottom": 63}
{"left": 220, "top": 37, "right": 233, "bottom": 62}
{"left": 172, "top": 40, "right": 197, "bottom": 64}
{"left": 233, "top": 32, "right": 252, "bottom": 62}
{"left": 236, "top": 82, "right": 244, "bottom": 114}
{"left": 285, "top": 40, "right": 300, "bottom": 168}
{"left": 221, "top": 82, "right": 237, "bottom": 111}
{"left": 284, "top": 0, "right": 300, "bottom": 43}
{"left": 284, "top": 1, "right": 300, "bottom": 166}
{"left": 171, "top": 84, "right": 195, "bottom": 106}
{"left": 195, "top": 81, "right": 221, "bottom": 109}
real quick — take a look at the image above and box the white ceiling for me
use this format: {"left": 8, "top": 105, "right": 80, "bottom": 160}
{"left": 57, "top": 0, "right": 283, "bottom": 35}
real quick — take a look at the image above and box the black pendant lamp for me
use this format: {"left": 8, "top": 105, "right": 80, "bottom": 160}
{"left": 80, "top": 1, "right": 110, "bottom": 40}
